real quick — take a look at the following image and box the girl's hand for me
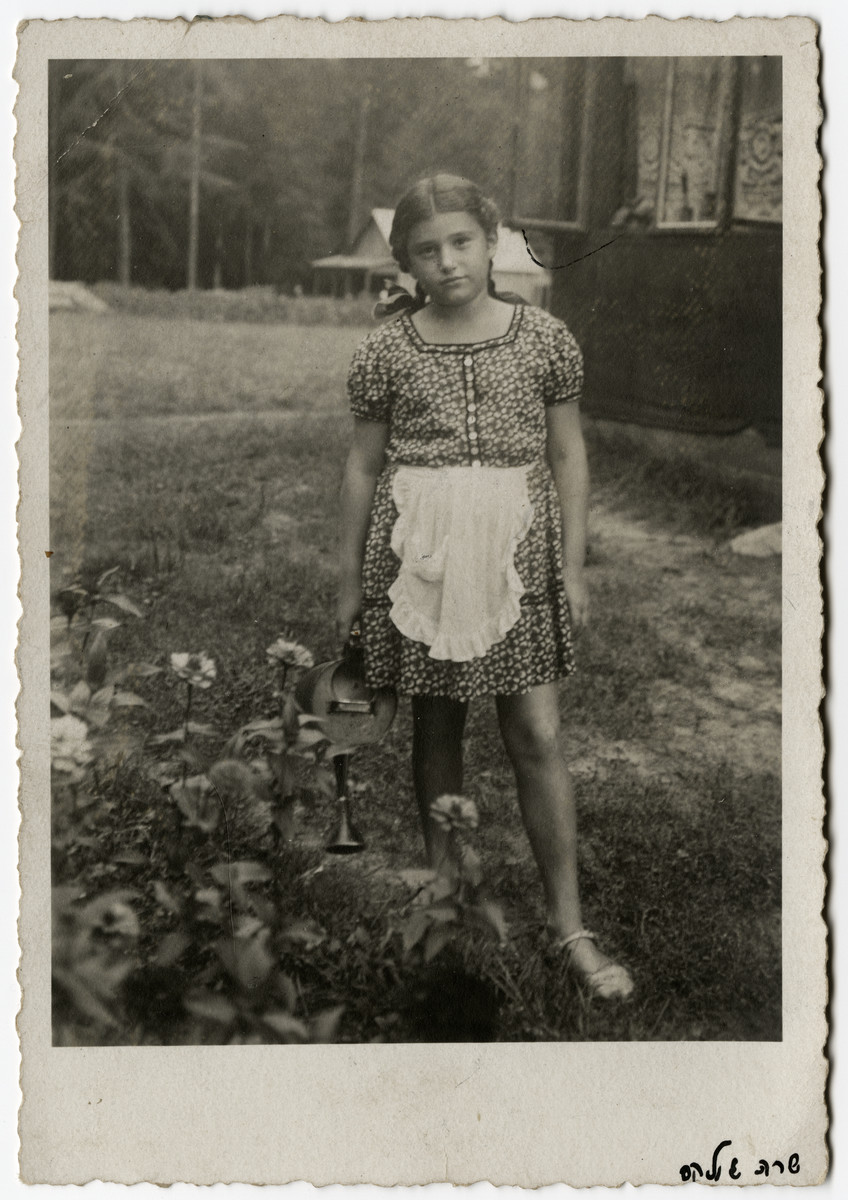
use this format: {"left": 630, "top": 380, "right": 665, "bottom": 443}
{"left": 563, "top": 567, "right": 589, "bottom": 631}
{"left": 336, "top": 580, "right": 363, "bottom": 649}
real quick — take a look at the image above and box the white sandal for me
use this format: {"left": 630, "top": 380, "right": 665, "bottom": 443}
{"left": 550, "top": 928, "right": 634, "bottom": 1001}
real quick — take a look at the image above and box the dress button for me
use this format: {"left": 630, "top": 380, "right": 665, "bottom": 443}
{"left": 463, "top": 355, "right": 473, "bottom": 368}
{"left": 468, "top": 403, "right": 477, "bottom": 413}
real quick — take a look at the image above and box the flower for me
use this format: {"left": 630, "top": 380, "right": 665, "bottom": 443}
{"left": 266, "top": 638, "right": 314, "bottom": 671}
{"left": 82, "top": 895, "right": 141, "bottom": 940}
{"left": 51, "top": 714, "right": 94, "bottom": 779}
{"left": 170, "top": 774, "right": 219, "bottom": 833}
{"left": 56, "top": 583, "right": 89, "bottom": 622}
{"left": 429, "top": 794, "right": 480, "bottom": 834}
{"left": 170, "top": 651, "right": 216, "bottom": 689}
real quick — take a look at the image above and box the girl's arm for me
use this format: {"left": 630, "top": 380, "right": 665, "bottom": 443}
{"left": 545, "top": 402, "right": 590, "bottom": 628}
{"left": 336, "top": 417, "right": 389, "bottom": 645}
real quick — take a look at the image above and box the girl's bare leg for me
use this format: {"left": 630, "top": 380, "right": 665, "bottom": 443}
{"left": 412, "top": 694, "right": 468, "bottom": 870}
{"left": 495, "top": 682, "right": 613, "bottom": 975}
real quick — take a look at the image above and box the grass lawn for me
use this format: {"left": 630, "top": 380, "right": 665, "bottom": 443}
{"left": 49, "top": 308, "right": 782, "bottom": 1044}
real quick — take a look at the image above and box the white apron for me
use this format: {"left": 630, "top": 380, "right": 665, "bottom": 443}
{"left": 388, "top": 463, "right": 534, "bottom": 662}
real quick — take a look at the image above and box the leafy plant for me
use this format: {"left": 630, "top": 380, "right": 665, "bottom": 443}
{"left": 396, "top": 795, "right": 508, "bottom": 964}
{"left": 52, "top": 887, "right": 142, "bottom": 1043}
{"left": 50, "top": 593, "right": 359, "bottom": 1045}
{"left": 50, "top": 568, "right": 153, "bottom": 785}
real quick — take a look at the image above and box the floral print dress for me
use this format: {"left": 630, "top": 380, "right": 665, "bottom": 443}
{"left": 347, "top": 303, "right": 583, "bottom": 702}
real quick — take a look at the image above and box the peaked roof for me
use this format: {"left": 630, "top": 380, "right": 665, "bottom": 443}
{"left": 371, "top": 208, "right": 395, "bottom": 245}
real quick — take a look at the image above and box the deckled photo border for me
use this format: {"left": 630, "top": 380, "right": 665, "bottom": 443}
{"left": 15, "top": 13, "right": 825, "bottom": 1186}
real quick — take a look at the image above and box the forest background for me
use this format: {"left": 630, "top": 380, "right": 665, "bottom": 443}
{"left": 50, "top": 58, "right": 525, "bottom": 291}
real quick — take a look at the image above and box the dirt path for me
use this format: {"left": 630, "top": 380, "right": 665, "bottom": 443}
{"left": 572, "top": 504, "right": 781, "bottom": 787}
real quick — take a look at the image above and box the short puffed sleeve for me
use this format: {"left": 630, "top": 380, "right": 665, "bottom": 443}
{"left": 543, "top": 320, "right": 584, "bottom": 407}
{"left": 347, "top": 335, "right": 391, "bottom": 423}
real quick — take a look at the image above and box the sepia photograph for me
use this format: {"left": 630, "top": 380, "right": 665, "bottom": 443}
{"left": 15, "top": 11, "right": 825, "bottom": 1187}
{"left": 47, "top": 51, "right": 784, "bottom": 1047}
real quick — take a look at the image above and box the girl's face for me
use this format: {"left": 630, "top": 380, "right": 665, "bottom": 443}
{"left": 406, "top": 211, "right": 496, "bottom": 308}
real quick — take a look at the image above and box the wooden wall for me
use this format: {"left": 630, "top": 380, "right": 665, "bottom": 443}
{"left": 546, "top": 59, "right": 782, "bottom": 439}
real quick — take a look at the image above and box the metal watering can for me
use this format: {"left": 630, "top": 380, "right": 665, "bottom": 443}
{"left": 293, "top": 629, "right": 397, "bottom": 854}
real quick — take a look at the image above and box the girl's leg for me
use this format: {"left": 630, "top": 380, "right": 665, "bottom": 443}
{"left": 495, "top": 683, "right": 614, "bottom": 976}
{"left": 412, "top": 694, "right": 469, "bottom": 870}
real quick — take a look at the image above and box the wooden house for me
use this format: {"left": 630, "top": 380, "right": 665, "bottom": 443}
{"left": 504, "top": 57, "right": 782, "bottom": 438}
{"left": 310, "top": 209, "right": 398, "bottom": 299}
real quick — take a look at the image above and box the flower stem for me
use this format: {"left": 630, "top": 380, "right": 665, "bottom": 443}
{"left": 183, "top": 682, "right": 193, "bottom": 741}
{"left": 453, "top": 831, "right": 465, "bottom": 896}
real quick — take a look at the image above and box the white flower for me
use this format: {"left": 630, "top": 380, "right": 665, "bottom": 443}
{"left": 170, "top": 651, "right": 217, "bottom": 689}
{"left": 429, "top": 794, "right": 480, "bottom": 833}
{"left": 83, "top": 896, "right": 141, "bottom": 940}
{"left": 266, "top": 638, "right": 314, "bottom": 670}
{"left": 51, "top": 714, "right": 94, "bottom": 778}
{"left": 170, "top": 774, "right": 219, "bottom": 833}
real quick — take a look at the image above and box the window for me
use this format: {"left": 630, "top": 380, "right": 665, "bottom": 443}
{"left": 629, "top": 58, "right": 668, "bottom": 219}
{"left": 509, "top": 59, "right": 589, "bottom": 230}
{"left": 655, "top": 57, "right": 737, "bottom": 228}
{"left": 504, "top": 56, "right": 782, "bottom": 234}
{"left": 623, "top": 57, "right": 783, "bottom": 231}
{"left": 733, "top": 58, "right": 782, "bottom": 223}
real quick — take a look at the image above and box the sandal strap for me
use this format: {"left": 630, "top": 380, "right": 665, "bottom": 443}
{"left": 551, "top": 928, "right": 596, "bottom": 951}
{"left": 582, "top": 962, "right": 634, "bottom": 1001}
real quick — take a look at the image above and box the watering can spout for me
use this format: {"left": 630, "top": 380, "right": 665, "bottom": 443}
{"left": 326, "top": 800, "right": 366, "bottom": 854}
{"left": 326, "top": 753, "right": 365, "bottom": 854}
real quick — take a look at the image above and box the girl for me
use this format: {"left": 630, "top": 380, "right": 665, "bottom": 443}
{"left": 336, "top": 174, "right": 632, "bottom": 1001}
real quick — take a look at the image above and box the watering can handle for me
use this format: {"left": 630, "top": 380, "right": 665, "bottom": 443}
{"left": 339, "top": 624, "right": 366, "bottom": 682}
{"left": 343, "top": 624, "right": 363, "bottom": 663}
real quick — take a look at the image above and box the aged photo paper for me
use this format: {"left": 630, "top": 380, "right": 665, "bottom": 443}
{"left": 16, "top": 12, "right": 825, "bottom": 1186}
